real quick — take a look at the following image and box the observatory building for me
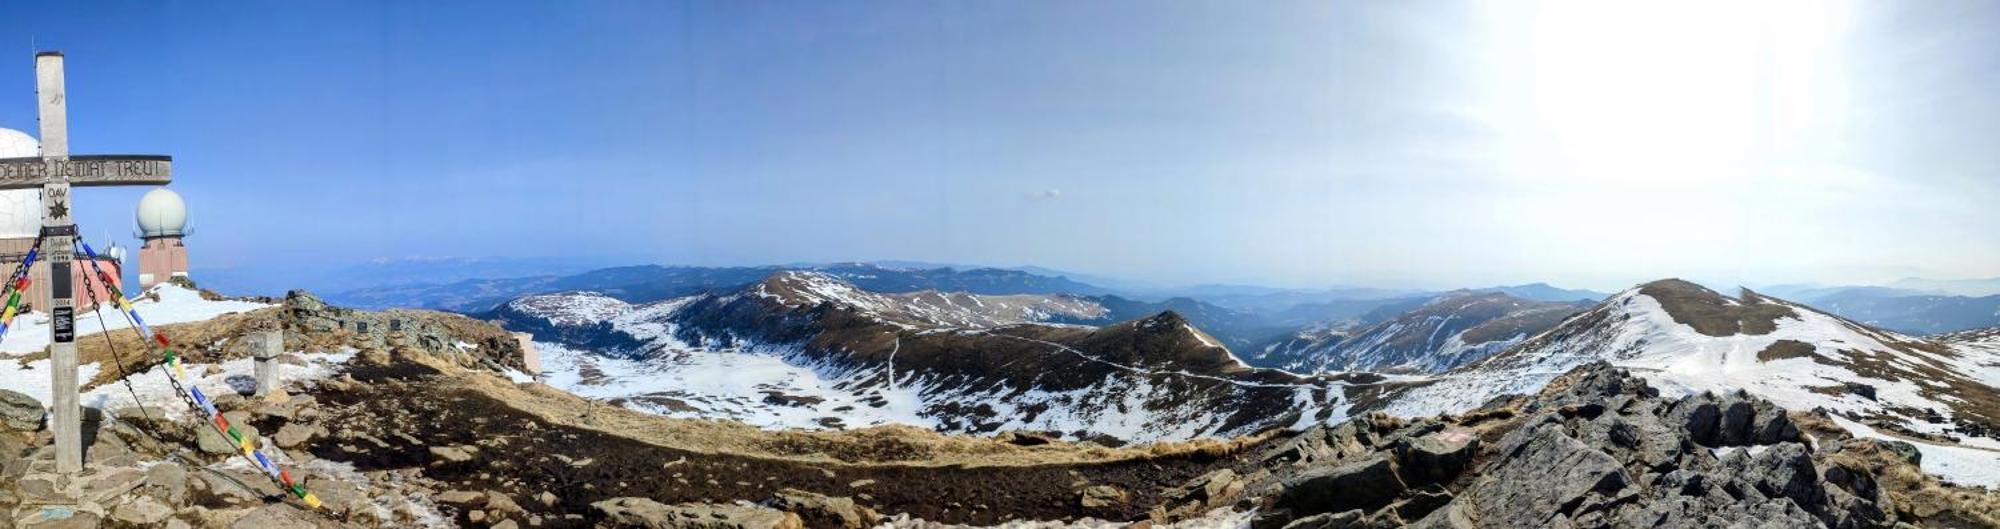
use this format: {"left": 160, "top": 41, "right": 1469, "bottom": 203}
{"left": 136, "top": 188, "right": 189, "bottom": 289}
{"left": 0, "top": 127, "right": 128, "bottom": 309}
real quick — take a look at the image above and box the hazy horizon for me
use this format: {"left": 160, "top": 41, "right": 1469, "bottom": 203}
{"left": 5, "top": 1, "right": 1998, "bottom": 293}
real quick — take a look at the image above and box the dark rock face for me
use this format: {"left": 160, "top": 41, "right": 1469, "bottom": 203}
{"left": 1274, "top": 454, "right": 1407, "bottom": 517}
{"left": 1210, "top": 363, "right": 1920, "bottom": 529}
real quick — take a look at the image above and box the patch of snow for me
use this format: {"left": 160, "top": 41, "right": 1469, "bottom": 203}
{"left": 536, "top": 341, "right": 933, "bottom": 431}
{"left": 88, "top": 349, "right": 354, "bottom": 419}
{"left": 0, "top": 285, "right": 297, "bottom": 418}
{"left": 1830, "top": 415, "right": 2000, "bottom": 489}
{"left": 0, "top": 284, "right": 270, "bottom": 355}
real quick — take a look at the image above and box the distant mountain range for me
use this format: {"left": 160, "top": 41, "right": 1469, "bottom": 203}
{"left": 1760, "top": 284, "right": 2000, "bottom": 335}
{"left": 315, "top": 260, "right": 2000, "bottom": 346}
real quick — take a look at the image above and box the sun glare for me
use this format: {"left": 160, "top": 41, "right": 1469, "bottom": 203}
{"left": 1491, "top": 0, "right": 1851, "bottom": 187}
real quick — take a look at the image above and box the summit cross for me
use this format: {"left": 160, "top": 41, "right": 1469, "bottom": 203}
{"left": 0, "top": 52, "right": 174, "bottom": 475}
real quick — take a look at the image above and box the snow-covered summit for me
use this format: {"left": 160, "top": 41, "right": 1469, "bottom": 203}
{"left": 1260, "top": 291, "right": 1590, "bottom": 375}
{"left": 499, "top": 291, "right": 630, "bottom": 329}
{"left": 752, "top": 271, "right": 1108, "bottom": 329}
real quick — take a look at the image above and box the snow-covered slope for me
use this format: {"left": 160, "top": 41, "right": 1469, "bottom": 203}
{"left": 0, "top": 284, "right": 269, "bottom": 356}
{"left": 1259, "top": 292, "right": 1589, "bottom": 374}
{"left": 492, "top": 272, "right": 1350, "bottom": 443}
{"left": 1376, "top": 279, "right": 2000, "bottom": 487}
{"left": 0, "top": 284, "right": 345, "bottom": 419}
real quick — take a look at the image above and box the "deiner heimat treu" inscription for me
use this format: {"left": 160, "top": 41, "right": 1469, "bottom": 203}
{"left": 0, "top": 155, "right": 172, "bottom": 188}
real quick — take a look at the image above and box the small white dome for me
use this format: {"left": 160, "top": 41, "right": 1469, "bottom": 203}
{"left": 106, "top": 243, "right": 127, "bottom": 262}
{"left": 0, "top": 129, "right": 42, "bottom": 239}
{"left": 136, "top": 188, "right": 187, "bottom": 238}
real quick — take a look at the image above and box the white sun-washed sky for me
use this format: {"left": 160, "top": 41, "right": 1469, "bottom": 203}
{"left": 1, "top": 1, "right": 1995, "bottom": 292}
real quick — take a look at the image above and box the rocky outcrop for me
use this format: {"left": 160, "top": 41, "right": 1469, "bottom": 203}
{"left": 1181, "top": 363, "right": 1994, "bottom": 529}
{"left": 283, "top": 290, "right": 527, "bottom": 371}
{"left": 767, "top": 489, "right": 878, "bottom": 529}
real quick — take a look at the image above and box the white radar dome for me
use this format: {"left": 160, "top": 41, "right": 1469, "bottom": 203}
{"left": 136, "top": 188, "right": 187, "bottom": 238}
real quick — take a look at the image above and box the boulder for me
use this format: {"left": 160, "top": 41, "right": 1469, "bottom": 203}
{"left": 1274, "top": 453, "right": 1407, "bottom": 517}
{"left": 144, "top": 462, "right": 189, "bottom": 504}
{"left": 272, "top": 423, "right": 322, "bottom": 449}
{"left": 484, "top": 490, "right": 525, "bottom": 516}
{"left": 1394, "top": 428, "right": 1479, "bottom": 486}
{"left": 1079, "top": 485, "right": 1127, "bottom": 508}
{"left": 591, "top": 498, "right": 804, "bottom": 529}
{"left": 110, "top": 496, "right": 173, "bottom": 525}
{"left": 0, "top": 389, "right": 44, "bottom": 431}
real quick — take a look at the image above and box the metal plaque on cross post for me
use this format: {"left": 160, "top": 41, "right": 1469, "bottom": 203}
{"left": 10, "top": 52, "right": 175, "bottom": 475}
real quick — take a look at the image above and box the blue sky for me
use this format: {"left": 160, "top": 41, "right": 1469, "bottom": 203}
{"left": 1, "top": 1, "right": 1996, "bottom": 292}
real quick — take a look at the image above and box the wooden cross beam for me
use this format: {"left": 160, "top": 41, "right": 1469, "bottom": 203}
{"left": 17, "top": 51, "right": 175, "bottom": 476}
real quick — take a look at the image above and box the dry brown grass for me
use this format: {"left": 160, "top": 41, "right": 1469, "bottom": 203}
{"left": 1638, "top": 280, "right": 1797, "bottom": 337}
{"left": 1756, "top": 339, "right": 1817, "bottom": 363}
{"left": 1824, "top": 438, "right": 2000, "bottom": 528}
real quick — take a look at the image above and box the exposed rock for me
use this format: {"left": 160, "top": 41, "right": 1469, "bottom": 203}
{"left": 272, "top": 423, "right": 322, "bottom": 449}
{"left": 438, "top": 490, "right": 484, "bottom": 505}
{"left": 484, "top": 490, "right": 525, "bottom": 516}
{"left": 1273, "top": 453, "right": 1406, "bottom": 518}
{"left": 591, "top": 497, "right": 804, "bottom": 529}
{"left": 769, "top": 488, "right": 877, "bottom": 529}
{"left": 110, "top": 496, "right": 173, "bottom": 525}
{"left": 1414, "top": 419, "right": 1624, "bottom": 526}
{"left": 429, "top": 445, "right": 476, "bottom": 463}
{"left": 1231, "top": 364, "right": 1940, "bottom": 529}
{"left": 228, "top": 503, "right": 325, "bottom": 529}
{"left": 1394, "top": 428, "right": 1479, "bottom": 487}
{"left": 143, "top": 462, "right": 189, "bottom": 504}
{"left": 0, "top": 389, "right": 45, "bottom": 431}
{"left": 1277, "top": 509, "right": 1364, "bottom": 529}
{"left": 195, "top": 419, "right": 248, "bottom": 455}
{"left": 1152, "top": 468, "right": 1247, "bottom": 523}
{"left": 1078, "top": 485, "right": 1128, "bottom": 508}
